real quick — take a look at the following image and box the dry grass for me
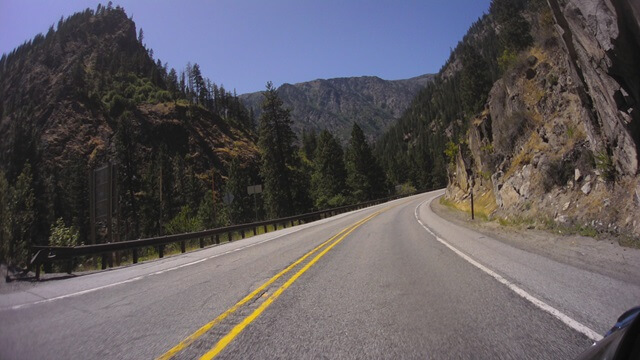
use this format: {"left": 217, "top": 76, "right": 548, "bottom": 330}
{"left": 504, "top": 132, "right": 546, "bottom": 178}
{"left": 528, "top": 46, "right": 549, "bottom": 65}
{"left": 440, "top": 189, "right": 498, "bottom": 221}
{"left": 524, "top": 79, "right": 546, "bottom": 108}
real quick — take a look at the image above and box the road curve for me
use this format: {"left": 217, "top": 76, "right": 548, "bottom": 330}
{"left": 2, "top": 190, "right": 634, "bottom": 359}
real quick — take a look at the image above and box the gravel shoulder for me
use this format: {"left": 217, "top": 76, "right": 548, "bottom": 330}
{"left": 431, "top": 196, "right": 640, "bottom": 287}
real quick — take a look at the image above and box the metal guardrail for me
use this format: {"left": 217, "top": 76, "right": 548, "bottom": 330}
{"left": 29, "top": 194, "right": 405, "bottom": 280}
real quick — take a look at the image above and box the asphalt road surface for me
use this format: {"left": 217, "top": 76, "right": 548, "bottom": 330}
{"left": 2, "top": 190, "right": 638, "bottom": 359}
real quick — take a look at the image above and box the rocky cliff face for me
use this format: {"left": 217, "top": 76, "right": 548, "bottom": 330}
{"left": 240, "top": 74, "right": 433, "bottom": 143}
{"left": 446, "top": 0, "right": 640, "bottom": 239}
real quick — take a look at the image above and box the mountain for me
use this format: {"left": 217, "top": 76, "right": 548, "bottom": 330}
{"left": 377, "top": 0, "right": 640, "bottom": 241}
{"left": 0, "top": 4, "right": 259, "bottom": 252}
{"left": 239, "top": 74, "right": 434, "bottom": 143}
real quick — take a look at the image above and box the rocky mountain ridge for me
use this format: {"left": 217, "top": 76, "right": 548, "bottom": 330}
{"left": 240, "top": 74, "right": 434, "bottom": 143}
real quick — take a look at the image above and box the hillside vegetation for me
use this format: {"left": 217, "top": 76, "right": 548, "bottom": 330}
{"left": 0, "top": 4, "right": 394, "bottom": 269}
{"left": 0, "top": 4, "right": 259, "bottom": 267}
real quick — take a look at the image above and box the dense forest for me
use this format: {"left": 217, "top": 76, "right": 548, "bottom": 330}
{"left": 0, "top": 3, "right": 391, "bottom": 269}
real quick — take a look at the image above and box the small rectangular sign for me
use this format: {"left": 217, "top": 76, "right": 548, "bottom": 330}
{"left": 247, "top": 184, "right": 263, "bottom": 195}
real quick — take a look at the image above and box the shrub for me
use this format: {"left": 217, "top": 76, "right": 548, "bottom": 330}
{"left": 498, "top": 49, "right": 518, "bottom": 72}
{"left": 444, "top": 141, "right": 459, "bottom": 165}
{"left": 542, "top": 157, "right": 572, "bottom": 191}
{"left": 595, "top": 150, "right": 616, "bottom": 181}
{"left": 49, "top": 218, "right": 80, "bottom": 247}
{"left": 164, "top": 206, "right": 203, "bottom": 235}
{"left": 395, "top": 183, "right": 417, "bottom": 196}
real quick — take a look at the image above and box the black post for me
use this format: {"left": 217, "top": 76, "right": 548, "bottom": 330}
{"left": 101, "top": 254, "right": 108, "bottom": 269}
{"left": 200, "top": 238, "right": 205, "bottom": 248}
{"left": 180, "top": 241, "right": 186, "bottom": 253}
{"left": 132, "top": 248, "right": 138, "bottom": 264}
{"left": 470, "top": 183, "right": 475, "bottom": 220}
{"left": 215, "top": 234, "right": 220, "bottom": 244}
{"left": 158, "top": 245, "right": 164, "bottom": 258}
{"left": 66, "top": 259, "right": 73, "bottom": 274}
{"left": 263, "top": 224, "right": 268, "bottom": 233}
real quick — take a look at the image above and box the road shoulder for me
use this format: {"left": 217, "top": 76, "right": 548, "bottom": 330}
{"left": 430, "top": 195, "right": 640, "bottom": 287}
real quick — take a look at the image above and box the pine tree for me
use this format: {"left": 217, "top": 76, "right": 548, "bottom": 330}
{"left": 490, "top": 0, "right": 532, "bottom": 52}
{"left": 225, "top": 157, "right": 254, "bottom": 224}
{"left": 460, "top": 44, "right": 491, "bottom": 116}
{"left": 346, "top": 123, "right": 387, "bottom": 202}
{"left": 0, "top": 171, "right": 10, "bottom": 262}
{"left": 191, "top": 63, "right": 207, "bottom": 105}
{"left": 114, "top": 111, "right": 140, "bottom": 240}
{"left": 9, "top": 163, "right": 35, "bottom": 266}
{"left": 311, "top": 130, "right": 347, "bottom": 209}
{"left": 140, "top": 157, "right": 162, "bottom": 237}
{"left": 302, "top": 129, "right": 318, "bottom": 161}
{"left": 167, "top": 68, "right": 179, "bottom": 100}
{"left": 258, "top": 82, "right": 297, "bottom": 218}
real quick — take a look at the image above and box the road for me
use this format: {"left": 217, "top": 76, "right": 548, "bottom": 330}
{"left": 1, "top": 190, "right": 638, "bottom": 359}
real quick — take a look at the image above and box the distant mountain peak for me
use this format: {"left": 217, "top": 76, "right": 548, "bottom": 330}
{"left": 240, "top": 74, "right": 434, "bottom": 143}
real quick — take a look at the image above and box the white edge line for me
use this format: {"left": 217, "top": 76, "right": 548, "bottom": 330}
{"left": 3, "top": 199, "right": 394, "bottom": 311}
{"left": 414, "top": 197, "right": 603, "bottom": 342}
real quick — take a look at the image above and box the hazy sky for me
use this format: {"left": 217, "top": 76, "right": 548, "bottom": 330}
{"left": 1, "top": 0, "right": 491, "bottom": 94}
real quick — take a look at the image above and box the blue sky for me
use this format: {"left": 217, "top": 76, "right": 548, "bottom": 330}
{"left": 0, "top": 0, "right": 491, "bottom": 94}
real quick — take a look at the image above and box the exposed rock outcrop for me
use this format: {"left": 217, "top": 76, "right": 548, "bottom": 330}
{"left": 446, "top": 0, "right": 640, "bottom": 239}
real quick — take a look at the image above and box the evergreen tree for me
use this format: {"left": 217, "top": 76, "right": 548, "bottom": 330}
{"left": 56, "top": 158, "right": 89, "bottom": 243}
{"left": 114, "top": 111, "right": 140, "bottom": 240}
{"left": 460, "top": 44, "right": 491, "bottom": 116}
{"left": 140, "top": 157, "right": 162, "bottom": 237}
{"left": 311, "top": 130, "right": 347, "bottom": 209}
{"left": 225, "top": 157, "right": 255, "bottom": 224}
{"left": 301, "top": 129, "right": 318, "bottom": 161}
{"left": 9, "top": 163, "right": 35, "bottom": 266}
{"left": 191, "top": 63, "right": 207, "bottom": 105}
{"left": 258, "top": 81, "right": 297, "bottom": 218}
{"left": 490, "top": 0, "right": 532, "bottom": 52}
{"left": 167, "top": 68, "right": 179, "bottom": 100}
{"left": 346, "top": 123, "right": 387, "bottom": 202}
{"left": 0, "top": 171, "right": 10, "bottom": 262}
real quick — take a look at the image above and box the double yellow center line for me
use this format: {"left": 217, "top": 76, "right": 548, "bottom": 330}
{"left": 158, "top": 202, "right": 398, "bottom": 359}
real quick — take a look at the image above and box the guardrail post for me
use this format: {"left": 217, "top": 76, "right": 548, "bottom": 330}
{"left": 180, "top": 241, "right": 186, "bottom": 253}
{"left": 158, "top": 245, "right": 164, "bottom": 258}
{"left": 241, "top": 229, "right": 245, "bottom": 239}
{"left": 101, "top": 254, "right": 108, "bottom": 269}
{"left": 228, "top": 232, "right": 232, "bottom": 242}
{"left": 199, "top": 238, "right": 204, "bottom": 248}
{"left": 66, "top": 259, "right": 73, "bottom": 274}
{"left": 215, "top": 234, "right": 220, "bottom": 244}
{"left": 253, "top": 227, "right": 257, "bottom": 236}
{"left": 132, "top": 248, "right": 138, "bottom": 264}
{"left": 290, "top": 220, "right": 294, "bottom": 227}
{"left": 35, "top": 263, "right": 41, "bottom": 280}
{"left": 264, "top": 224, "right": 268, "bottom": 233}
